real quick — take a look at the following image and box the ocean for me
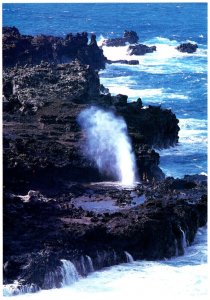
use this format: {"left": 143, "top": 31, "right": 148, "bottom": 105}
{"left": 3, "top": 2, "right": 208, "bottom": 299}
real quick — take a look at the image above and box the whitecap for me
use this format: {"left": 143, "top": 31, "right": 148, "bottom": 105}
{"left": 102, "top": 45, "right": 130, "bottom": 61}
{"left": 99, "top": 85, "right": 164, "bottom": 101}
{"left": 97, "top": 35, "right": 106, "bottom": 47}
{"left": 101, "top": 35, "right": 207, "bottom": 76}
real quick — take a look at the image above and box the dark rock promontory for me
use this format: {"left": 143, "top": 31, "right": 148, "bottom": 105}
{"left": 3, "top": 60, "right": 180, "bottom": 192}
{"left": 3, "top": 26, "right": 107, "bottom": 70}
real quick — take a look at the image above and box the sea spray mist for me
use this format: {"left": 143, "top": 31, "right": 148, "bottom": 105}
{"left": 78, "top": 106, "right": 137, "bottom": 185}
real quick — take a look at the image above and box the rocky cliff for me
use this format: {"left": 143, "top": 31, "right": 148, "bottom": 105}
{"left": 3, "top": 59, "right": 180, "bottom": 193}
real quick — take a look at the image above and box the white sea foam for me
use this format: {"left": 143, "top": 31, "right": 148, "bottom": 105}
{"left": 178, "top": 119, "right": 207, "bottom": 142}
{"left": 97, "top": 35, "right": 106, "bottom": 47}
{"left": 103, "top": 85, "right": 164, "bottom": 100}
{"left": 158, "top": 117, "right": 207, "bottom": 177}
{"left": 99, "top": 78, "right": 189, "bottom": 103}
{"left": 102, "top": 45, "right": 130, "bottom": 61}
{"left": 101, "top": 36, "right": 207, "bottom": 75}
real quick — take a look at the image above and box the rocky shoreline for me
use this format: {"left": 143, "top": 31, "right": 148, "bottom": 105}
{"left": 3, "top": 176, "right": 207, "bottom": 294}
{"left": 3, "top": 27, "right": 206, "bottom": 295}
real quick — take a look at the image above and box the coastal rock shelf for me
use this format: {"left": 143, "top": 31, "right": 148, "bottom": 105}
{"left": 3, "top": 176, "right": 207, "bottom": 292}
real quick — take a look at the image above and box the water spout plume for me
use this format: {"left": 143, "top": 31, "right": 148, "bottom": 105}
{"left": 78, "top": 106, "right": 137, "bottom": 185}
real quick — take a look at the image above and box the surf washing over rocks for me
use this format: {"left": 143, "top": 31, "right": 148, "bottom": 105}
{"left": 4, "top": 226, "right": 207, "bottom": 299}
{"left": 99, "top": 34, "right": 207, "bottom": 178}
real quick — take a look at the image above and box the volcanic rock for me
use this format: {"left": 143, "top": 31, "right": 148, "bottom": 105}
{"left": 176, "top": 42, "right": 198, "bottom": 53}
{"left": 3, "top": 60, "right": 100, "bottom": 113}
{"left": 3, "top": 26, "right": 107, "bottom": 70}
{"left": 107, "top": 59, "right": 139, "bottom": 65}
{"left": 3, "top": 60, "right": 180, "bottom": 192}
{"left": 3, "top": 178, "right": 207, "bottom": 290}
{"left": 128, "top": 44, "right": 157, "bottom": 55}
{"left": 102, "top": 30, "right": 139, "bottom": 47}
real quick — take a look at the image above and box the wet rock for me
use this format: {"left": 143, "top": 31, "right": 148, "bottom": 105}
{"left": 128, "top": 44, "right": 156, "bottom": 55}
{"left": 107, "top": 59, "right": 139, "bottom": 65}
{"left": 123, "top": 30, "right": 139, "bottom": 44}
{"left": 176, "top": 42, "right": 198, "bottom": 53}
{"left": 112, "top": 94, "right": 128, "bottom": 107}
{"left": 3, "top": 178, "right": 207, "bottom": 289}
{"left": 102, "top": 30, "right": 139, "bottom": 47}
{"left": 168, "top": 179, "right": 197, "bottom": 190}
{"left": 99, "top": 84, "right": 110, "bottom": 95}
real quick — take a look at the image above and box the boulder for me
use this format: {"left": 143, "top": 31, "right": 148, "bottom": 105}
{"left": 176, "top": 42, "right": 198, "bottom": 53}
{"left": 123, "top": 30, "right": 139, "bottom": 44}
{"left": 102, "top": 30, "right": 139, "bottom": 47}
{"left": 128, "top": 44, "right": 156, "bottom": 55}
{"left": 121, "top": 104, "right": 180, "bottom": 149}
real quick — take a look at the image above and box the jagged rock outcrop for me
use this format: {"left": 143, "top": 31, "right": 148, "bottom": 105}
{"left": 124, "top": 103, "right": 179, "bottom": 148}
{"left": 3, "top": 27, "right": 107, "bottom": 70}
{"left": 128, "top": 44, "right": 156, "bottom": 55}
{"left": 100, "top": 30, "right": 156, "bottom": 56}
{"left": 176, "top": 42, "right": 198, "bottom": 53}
{"left": 102, "top": 30, "right": 139, "bottom": 47}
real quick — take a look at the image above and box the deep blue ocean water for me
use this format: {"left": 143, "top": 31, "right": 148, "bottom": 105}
{"left": 3, "top": 3, "right": 207, "bottom": 178}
